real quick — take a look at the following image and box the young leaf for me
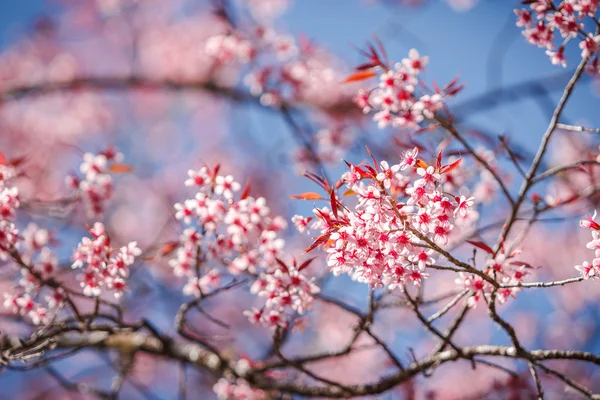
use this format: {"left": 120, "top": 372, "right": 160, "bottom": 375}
{"left": 298, "top": 257, "right": 317, "bottom": 272}
{"left": 290, "top": 192, "right": 324, "bottom": 200}
{"left": 465, "top": 240, "right": 494, "bottom": 255}
{"left": 109, "top": 163, "right": 134, "bottom": 173}
{"left": 275, "top": 258, "right": 290, "bottom": 273}
{"left": 343, "top": 70, "right": 377, "bottom": 83}
{"left": 441, "top": 157, "right": 462, "bottom": 174}
{"left": 303, "top": 233, "right": 330, "bottom": 254}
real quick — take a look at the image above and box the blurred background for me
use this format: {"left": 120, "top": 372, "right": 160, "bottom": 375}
{"left": 1, "top": 0, "right": 600, "bottom": 398}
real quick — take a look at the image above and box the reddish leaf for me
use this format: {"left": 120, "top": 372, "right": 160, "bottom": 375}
{"left": 159, "top": 241, "right": 179, "bottom": 257}
{"left": 465, "top": 240, "right": 494, "bottom": 255}
{"left": 509, "top": 260, "right": 534, "bottom": 269}
{"left": 442, "top": 76, "right": 461, "bottom": 92}
{"left": 343, "top": 70, "right": 377, "bottom": 83}
{"left": 415, "top": 159, "right": 428, "bottom": 169}
{"left": 109, "top": 163, "right": 134, "bottom": 173}
{"left": 343, "top": 188, "right": 356, "bottom": 197}
{"left": 330, "top": 190, "right": 338, "bottom": 220}
{"left": 11, "top": 156, "right": 27, "bottom": 167}
{"left": 290, "top": 192, "right": 324, "bottom": 200}
{"left": 365, "top": 145, "right": 379, "bottom": 172}
{"left": 441, "top": 157, "right": 462, "bottom": 174}
{"left": 212, "top": 164, "right": 221, "bottom": 179}
{"left": 298, "top": 257, "right": 317, "bottom": 272}
{"left": 447, "top": 84, "right": 465, "bottom": 97}
{"left": 240, "top": 180, "right": 251, "bottom": 200}
{"left": 436, "top": 150, "right": 443, "bottom": 169}
{"left": 372, "top": 35, "right": 388, "bottom": 64}
{"left": 363, "top": 165, "right": 377, "bottom": 176}
{"left": 303, "top": 233, "right": 330, "bottom": 254}
{"left": 275, "top": 257, "right": 290, "bottom": 273}
{"left": 355, "top": 62, "right": 379, "bottom": 70}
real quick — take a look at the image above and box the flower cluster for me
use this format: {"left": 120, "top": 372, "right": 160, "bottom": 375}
{"left": 0, "top": 164, "right": 19, "bottom": 260}
{"left": 353, "top": 48, "right": 462, "bottom": 130}
{"left": 71, "top": 222, "right": 141, "bottom": 298}
{"left": 1, "top": 166, "right": 65, "bottom": 325}
{"left": 171, "top": 166, "right": 318, "bottom": 328}
{"left": 3, "top": 223, "right": 65, "bottom": 325}
{"left": 245, "top": 258, "right": 320, "bottom": 328}
{"left": 213, "top": 376, "right": 267, "bottom": 400}
{"left": 514, "top": 0, "right": 600, "bottom": 67}
{"left": 204, "top": 17, "right": 350, "bottom": 108}
{"left": 455, "top": 250, "right": 529, "bottom": 307}
{"left": 576, "top": 210, "right": 600, "bottom": 279}
{"left": 294, "top": 149, "right": 477, "bottom": 289}
{"left": 65, "top": 147, "right": 124, "bottom": 217}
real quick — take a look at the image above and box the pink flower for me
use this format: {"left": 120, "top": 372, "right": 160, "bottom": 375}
{"left": 400, "top": 147, "right": 419, "bottom": 170}
{"left": 214, "top": 175, "right": 241, "bottom": 200}
{"left": 376, "top": 161, "right": 400, "bottom": 189}
{"left": 580, "top": 210, "right": 600, "bottom": 230}
{"left": 184, "top": 167, "right": 210, "bottom": 188}
{"left": 402, "top": 48, "right": 429, "bottom": 74}
{"left": 79, "top": 153, "right": 107, "bottom": 181}
{"left": 579, "top": 34, "right": 600, "bottom": 58}
{"left": 575, "top": 261, "right": 597, "bottom": 280}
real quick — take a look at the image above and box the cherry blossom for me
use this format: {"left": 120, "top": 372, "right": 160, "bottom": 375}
{"left": 170, "top": 165, "right": 318, "bottom": 329}
{"left": 71, "top": 222, "right": 140, "bottom": 298}
{"left": 576, "top": 210, "right": 600, "bottom": 279}
{"left": 66, "top": 148, "right": 126, "bottom": 217}
{"left": 354, "top": 49, "right": 461, "bottom": 131}
{"left": 515, "top": 1, "right": 600, "bottom": 67}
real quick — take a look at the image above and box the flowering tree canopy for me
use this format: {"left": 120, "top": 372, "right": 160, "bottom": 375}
{"left": 2, "top": 0, "right": 600, "bottom": 399}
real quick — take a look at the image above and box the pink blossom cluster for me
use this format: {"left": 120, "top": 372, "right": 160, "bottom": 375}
{"left": 0, "top": 164, "right": 19, "bottom": 260}
{"left": 71, "top": 222, "right": 141, "bottom": 298}
{"left": 455, "top": 251, "right": 529, "bottom": 307}
{"left": 136, "top": 16, "right": 233, "bottom": 83}
{"left": 353, "top": 49, "right": 461, "bottom": 130}
{"left": 293, "top": 149, "right": 477, "bottom": 289}
{"left": 576, "top": 210, "right": 600, "bottom": 278}
{"left": 205, "top": 20, "right": 350, "bottom": 108}
{"left": 514, "top": 0, "right": 600, "bottom": 67}
{"left": 65, "top": 147, "right": 124, "bottom": 217}
{"left": 245, "top": 258, "right": 320, "bottom": 328}
{"left": 171, "top": 166, "right": 318, "bottom": 327}
{"left": 3, "top": 224, "right": 64, "bottom": 326}
{"left": 213, "top": 376, "right": 267, "bottom": 400}
{"left": 1, "top": 164, "right": 65, "bottom": 325}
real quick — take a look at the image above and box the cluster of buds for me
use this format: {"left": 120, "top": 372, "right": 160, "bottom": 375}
{"left": 514, "top": 0, "right": 600, "bottom": 68}
{"left": 352, "top": 47, "right": 462, "bottom": 130}
{"left": 576, "top": 210, "right": 600, "bottom": 278}
{"left": 170, "top": 166, "right": 318, "bottom": 327}
{"left": 293, "top": 148, "right": 477, "bottom": 289}
{"left": 65, "top": 147, "right": 126, "bottom": 217}
{"left": 71, "top": 222, "right": 141, "bottom": 298}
